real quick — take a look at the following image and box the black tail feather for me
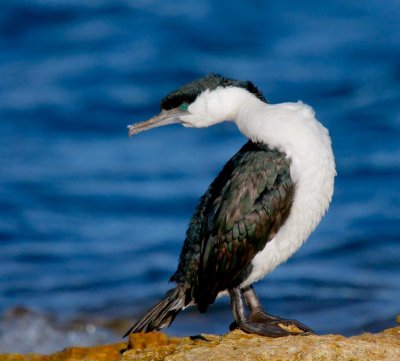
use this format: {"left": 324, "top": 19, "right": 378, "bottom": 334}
{"left": 124, "top": 285, "right": 186, "bottom": 337}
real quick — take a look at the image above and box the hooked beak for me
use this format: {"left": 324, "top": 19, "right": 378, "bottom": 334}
{"left": 127, "top": 107, "right": 188, "bottom": 137}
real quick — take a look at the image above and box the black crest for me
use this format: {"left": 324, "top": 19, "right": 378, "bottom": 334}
{"left": 160, "top": 74, "right": 267, "bottom": 110}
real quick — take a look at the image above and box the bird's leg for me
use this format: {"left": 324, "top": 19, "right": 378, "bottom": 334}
{"left": 242, "top": 285, "right": 267, "bottom": 313}
{"left": 229, "top": 286, "right": 315, "bottom": 337}
{"left": 244, "top": 285, "right": 315, "bottom": 336}
{"left": 229, "top": 287, "right": 277, "bottom": 336}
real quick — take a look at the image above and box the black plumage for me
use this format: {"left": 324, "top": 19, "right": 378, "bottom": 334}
{"left": 161, "top": 73, "right": 266, "bottom": 110}
{"left": 170, "top": 141, "right": 293, "bottom": 312}
{"left": 124, "top": 141, "right": 294, "bottom": 336}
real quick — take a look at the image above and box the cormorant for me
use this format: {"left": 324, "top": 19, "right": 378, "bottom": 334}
{"left": 125, "top": 74, "right": 336, "bottom": 337}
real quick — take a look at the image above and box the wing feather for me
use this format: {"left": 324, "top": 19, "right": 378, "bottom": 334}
{"left": 170, "top": 141, "right": 293, "bottom": 312}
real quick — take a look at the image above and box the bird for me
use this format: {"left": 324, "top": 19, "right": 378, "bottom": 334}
{"left": 125, "top": 74, "right": 336, "bottom": 337}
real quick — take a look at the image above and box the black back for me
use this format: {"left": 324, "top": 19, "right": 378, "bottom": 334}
{"left": 170, "top": 141, "right": 293, "bottom": 312}
{"left": 160, "top": 74, "right": 267, "bottom": 110}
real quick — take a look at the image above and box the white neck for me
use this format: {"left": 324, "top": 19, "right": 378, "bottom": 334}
{"left": 231, "top": 88, "right": 336, "bottom": 283}
{"left": 190, "top": 86, "right": 335, "bottom": 199}
{"left": 188, "top": 86, "right": 336, "bottom": 284}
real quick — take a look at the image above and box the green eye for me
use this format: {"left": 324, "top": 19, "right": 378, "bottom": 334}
{"left": 180, "top": 103, "right": 188, "bottom": 111}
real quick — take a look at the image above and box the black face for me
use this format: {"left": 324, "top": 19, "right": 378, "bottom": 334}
{"left": 160, "top": 73, "right": 267, "bottom": 110}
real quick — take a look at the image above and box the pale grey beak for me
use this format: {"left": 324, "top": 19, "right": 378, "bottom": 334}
{"left": 128, "top": 107, "right": 188, "bottom": 137}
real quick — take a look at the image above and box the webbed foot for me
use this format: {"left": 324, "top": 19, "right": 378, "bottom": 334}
{"left": 230, "top": 310, "right": 315, "bottom": 337}
{"left": 229, "top": 285, "right": 315, "bottom": 337}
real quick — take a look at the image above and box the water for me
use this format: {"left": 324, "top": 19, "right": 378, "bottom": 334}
{"left": 0, "top": 0, "right": 399, "bottom": 354}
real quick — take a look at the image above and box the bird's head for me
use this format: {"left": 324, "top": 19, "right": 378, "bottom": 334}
{"left": 128, "top": 74, "right": 266, "bottom": 136}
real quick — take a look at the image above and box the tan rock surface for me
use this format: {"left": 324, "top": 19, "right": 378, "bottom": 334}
{"left": 1, "top": 326, "right": 399, "bottom": 361}
{"left": 122, "top": 327, "right": 400, "bottom": 361}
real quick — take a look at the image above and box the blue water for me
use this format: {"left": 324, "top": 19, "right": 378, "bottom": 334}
{"left": 1, "top": 0, "right": 400, "bottom": 354}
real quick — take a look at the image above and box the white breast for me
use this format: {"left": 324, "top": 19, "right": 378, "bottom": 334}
{"left": 235, "top": 101, "right": 336, "bottom": 287}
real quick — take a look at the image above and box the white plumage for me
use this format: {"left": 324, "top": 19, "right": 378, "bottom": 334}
{"left": 185, "top": 87, "right": 336, "bottom": 285}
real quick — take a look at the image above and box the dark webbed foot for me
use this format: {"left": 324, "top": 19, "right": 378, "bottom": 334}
{"left": 229, "top": 286, "right": 315, "bottom": 337}
{"left": 230, "top": 309, "right": 315, "bottom": 337}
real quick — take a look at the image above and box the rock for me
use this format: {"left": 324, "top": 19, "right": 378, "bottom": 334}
{"left": 122, "top": 327, "right": 400, "bottom": 361}
{"left": 1, "top": 327, "right": 399, "bottom": 361}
